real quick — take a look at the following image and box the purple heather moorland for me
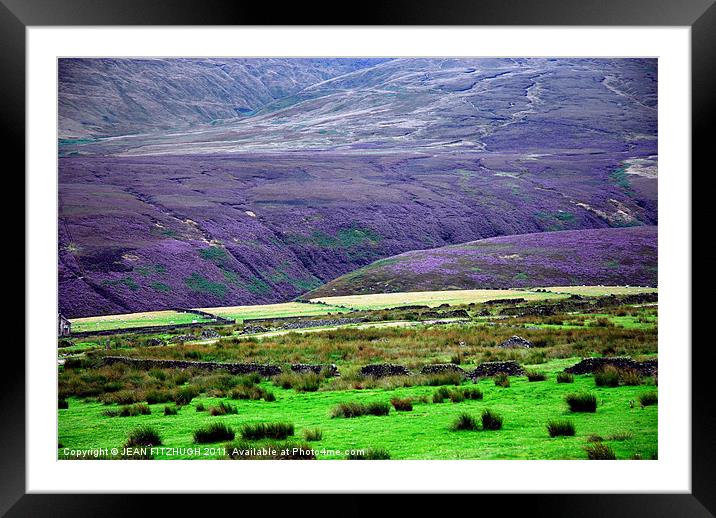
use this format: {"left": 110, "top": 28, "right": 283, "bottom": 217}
{"left": 307, "top": 226, "right": 657, "bottom": 298}
{"left": 58, "top": 58, "right": 657, "bottom": 317}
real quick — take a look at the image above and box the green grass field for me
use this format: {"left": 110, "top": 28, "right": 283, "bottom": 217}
{"left": 58, "top": 357, "right": 657, "bottom": 460}
{"left": 59, "top": 290, "right": 657, "bottom": 460}
{"left": 196, "top": 302, "right": 348, "bottom": 322}
{"left": 69, "top": 286, "right": 655, "bottom": 334}
{"left": 309, "top": 288, "right": 565, "bottom": 310}
{"left": 310, "top": 286, "right": 656, "bottom": 311}
{"left": 70, "top": 310, "right": 214, "bottom": 333}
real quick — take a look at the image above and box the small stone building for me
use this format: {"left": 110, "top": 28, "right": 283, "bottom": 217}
{"left": 58, "top": 313, "right": 71, "bottom": 337}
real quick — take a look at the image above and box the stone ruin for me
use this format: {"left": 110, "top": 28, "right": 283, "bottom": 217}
{"left": 498, "top": 335, "right": 533, "bottom": 349}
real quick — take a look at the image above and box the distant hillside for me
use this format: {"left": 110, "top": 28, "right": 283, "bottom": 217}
{"left": 58, "top": 58, "right": 388, "bottom": 140}
{"left": 58, "top": 58, "right": 658, "bottom": 317}
{"left": 305, "top": 226, "right": 657, "bottom": 298}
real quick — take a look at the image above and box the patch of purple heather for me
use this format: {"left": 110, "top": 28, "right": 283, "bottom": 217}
{"left": 312, "top": 226, "right": 657, "bottom": 296}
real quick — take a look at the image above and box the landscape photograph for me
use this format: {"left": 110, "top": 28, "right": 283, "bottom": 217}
{"left": 57, "top": 57, "right": 658, "bottom": 461}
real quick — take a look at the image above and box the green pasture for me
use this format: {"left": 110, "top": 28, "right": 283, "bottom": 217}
{"left": 196, "top": 302, "right": 348, "bottom": 322}
{"left": 58, "top": 358, "right": 657, "bottom": 461}
{"left": 70, "top": 310, "right": 214, "bottom": 333}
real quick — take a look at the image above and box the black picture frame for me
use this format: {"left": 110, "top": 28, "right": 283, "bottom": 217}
{"left": 5, "top": 0, "right": 714, "bottom": 514}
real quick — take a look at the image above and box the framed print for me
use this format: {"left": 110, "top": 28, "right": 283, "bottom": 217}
{"left": 5, "top": 0, "right": 715, "bottom": 514}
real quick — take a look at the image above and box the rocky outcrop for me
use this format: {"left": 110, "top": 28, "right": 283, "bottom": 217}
{"left": 498, "top": 335, "right": 532, "bottom": 348}
{"left": 360, "top": 364, "right": 411, "bottom": 378}
{"left": 469, "top": 361, "right": 525, "bottom": 379}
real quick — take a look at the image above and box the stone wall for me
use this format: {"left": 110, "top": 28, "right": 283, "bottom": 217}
{"left": 360, "top": 364, "right": 412, "bottom": 377}
{"left": 468, "top": 361, "right": 526, "bottom": 379}
{"left": 101, "top": 356, "right": 281, "bottom": 376}
{"left": 420, "top": 363, "right": 466, "bottom": 375}
{"left": 564, "top": 356, "right": 658, "bottom": 376}
{"left": 291, "top": 363, "right": 339, "bottom": 377}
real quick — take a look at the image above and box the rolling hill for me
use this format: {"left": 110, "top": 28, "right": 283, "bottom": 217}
{"left": 58, "top": 58, "right": 658, "bottom": 317}
{"left": 59, "top": 58, "right": 388, "bottom": 141}
{"left": 304, "top": 226, "right": 658, "bottom": 298}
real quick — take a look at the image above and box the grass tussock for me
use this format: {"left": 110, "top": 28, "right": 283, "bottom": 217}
{"left": 432, "top": 387, "right": 451, "bottom": 403}
{"left": 390, "top": 397, "right": 413, "bottom": 411}
{"left": 103, "top": 403, "right": 151, "bottom": 417}
{"left": 449, "top": 390, "right": 466, "bottom": 403}
{"left": 451, "top": 413, "right": 479, "bottom": 431}
{"left": 526, "top": 371, "right": 547, "bottom": 382}
{"left": 125, "top": 426, "right": 161, "bottom": 448}
{"left": 595, "top": 365, "right": 643, "bottom": 387}
{"left": 173, "top": 386, "right": 200, "bottom": 406}
{"left": 566, "top": 393, "right": 597, "bottom": 413}
{"left": 594, "top": 365, "right": 621, "bottom": 387}
{"left": 619, "top": 368, "right": 643, "bottom": 386}
{"left": 163, "top": 405, "right": 178, "bottom": 416}
{"left": 209, "top": 401, "right": 238, "bottom": 416}
{"left": 240, "top": 422, "right": 294, "bottom": 440}
{"left": 494, "top": 373, "right": 510, "bottom": 387}
{"left": 639, "top": 391, "right": 658, "bottom": 407}
{"left": 229, "top": 385, "right": 275, "bottom": 401}
{"left": 347, "top": 448, "right": 391, "bottom": 460}
{"left": 546, "top": 419, "right": 576, "bottom": 437}
{"left": 272, "top": 371, "right": 323, "bottom": 392}
{"left": 330, "top": 401, "right": 390, "bottom": 418}
{"left": 193, "top": 422, "right": 235, "bottom": 443}
{"left": 58, "top": 399, "right": 69, "bottom": 409}
{"left": 607, "top": 431, "right": 633, "bottom": 441}
{"left": 556, "top": 372, "right": 574, "bottom": 383}
{"left": 302, "top": 428, "right": 323, "bottom": 442}
{"left": 145, "top": 389, "right": 173, "bottom": 404}
{"left": 481, "top": 409, "right": 503, "bottom": 430}
{"left": 431, "top": 386, "right": 482, "bottom": 403}
{"left": 584, "top": 442, "right": 616, "bottom": 460}
{"left": 462, "top": 387, "right": 484, "bottom": 400}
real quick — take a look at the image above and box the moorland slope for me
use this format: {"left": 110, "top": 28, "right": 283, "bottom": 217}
{"left": 306, "top": 226, "right": 658, "bottom": 298}
{"left": 59, "top": 58, "right": 657, "bottom": 317}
